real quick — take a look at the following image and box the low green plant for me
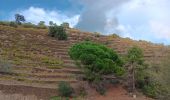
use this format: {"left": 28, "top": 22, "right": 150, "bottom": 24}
{"left": 9, "top": 21, "right": 17, "bottom": 28}
{"left": 22, "top": 22, "right": 36, "bottom": 28}
{"left": 93, "top": 32, "right": 100, "bottom": 37}
{"left": 0, "top": 21, "right": 10, "bottom": 26}
{"left": 58, "top": 81, "right": 74, "bottom": 97}
{"left": 110, "top": 33, "right": 120, "bottom": 38}
{"left": 49, "top": 24, "right": 67, "bottom": 40}
{"left": 50, "top": 96, "right": 62, "bottom": 100}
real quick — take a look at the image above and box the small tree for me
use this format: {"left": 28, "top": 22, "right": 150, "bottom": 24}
{"left": 49, "top": 21, "right": 54, "bottom": 26}
{"left": 38, "top": 21, "right": 45, "bottom": 26}
{"left": 69, "top": 41, "right": 124, "bottom": 83}
{"left": 15, "top": 14, "right": 25, "bottom": 25}
{"left": 126, "top": 46, "right": 147, "bottom": 95}
{"left": 37, "top": 21, "right": 46, "bottom": 29}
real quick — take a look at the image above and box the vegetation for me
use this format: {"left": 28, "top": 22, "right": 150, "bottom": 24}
{"left": 145, "top": 54, "right": 170, "bottom": 99}
{"left": 22, "top": 22, "right": 36, "bottom": 28}
{"left": 69, "top": 41, "right": 124, "bottom": 82}
{"left": 37, "top": 21, "right": 47, "bottom": 29}
{"left": 0, "top": 21, "right": 10, "bottom": 26}
{"left": 15, "top": 14, "right": 25, "bottom": 25}
{"left": 58, "top": 81, "right": 74, "bottom": 97}
{"left": 61, "top": 22, "right": 69, "bottom": 29}
{"left": 49, "top": 24, "right": 67, "bottom": 40}
{"left": 110, "top": 33, "right": 120, "bottom": 38}
{"left": 93, "top": 32, "right": 101, "bottom": 37}
{"left": 41, "top": 56, "right": 63, "bottom": 69}
{"left": 125, "top": 46, "right": 170, "bottom": 99}
{"left": 9, "top": 21, "right": 18, "bottom": 28}
{"left": 126, "top": 46, "right": 146, "bottom": 91}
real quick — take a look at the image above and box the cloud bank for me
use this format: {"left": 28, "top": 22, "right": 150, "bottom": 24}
{"left": 11, "top": 0, "right": 170, "bottom": 44}
{"left": 73, "top": 0, "right": 130, "bottom": 34}
{"left": 17, "top": 7, "right": 80, "bottom": 27}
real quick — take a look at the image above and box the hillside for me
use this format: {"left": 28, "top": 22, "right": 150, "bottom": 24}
{"left": 0, "top": 25, "right": 169, "bottom": 100}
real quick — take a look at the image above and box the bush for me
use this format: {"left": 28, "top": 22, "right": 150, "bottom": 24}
{"left": 69, "top": 41, "right": 124, "bottom": 83}
{"left": 37, "top": 21, "right": 47, "bottom": 29}
{"left": 0, "top": 21, "right": 10, "bottom": 26}
{"left": 9, "top": 21, "right": 17, "bottom": 28}
{"left": 58, "top": 81, "right": 74, "bottom": 97}
{"left": 22, "top": 22, "right": 36, "bottom": 28}
{"left": 110, "top": 33, "right": 120, "bottom": 38}
{"left": 49, "top": 25, "right": 67, "bottom": 40}
{"left": 61, "top": 22, "right": 69, "bottom": 29}
{"left": 93, "top": 32, "right": 101, "bottom": 37}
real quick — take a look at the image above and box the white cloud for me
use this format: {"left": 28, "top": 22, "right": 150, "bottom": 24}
{"left": 150, "top": 20, "right": 170, "bottom": 40}
{"left": 116, "top": 0, "right": 170, "bottom": 44}
{"left": 18, "top": 7, "right": 80, "bottom": 27}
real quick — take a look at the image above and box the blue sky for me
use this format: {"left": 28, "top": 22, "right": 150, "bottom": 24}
{"left": 0, "top": 0, "right": 170, "bottom": 45}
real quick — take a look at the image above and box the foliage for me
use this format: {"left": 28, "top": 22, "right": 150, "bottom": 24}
{"left": 0, "top": 21, "right": 10, "bottom": 26}
{"left": 37, "top": 21, "right": 47, "bottom": 29}
{"left": 49, "top": 21, "right": 54, "bottom": 26}
{"left": 61, "top": 22, "right": 69, "bottom": 29}
{"left": 142, "top": 82, "right": 159, "bottom": 98}
{"left": 126, "top": 46, "right": 148, "bottom": 93}
{"left": 145, "top": 54, "right": 170, "bottom": 99}
{"left": 58, "top": 81, "right": 74, "bottom": 97}
{"left": 15, "top": 14, "right": 25, "bottom": 25}
{"left": 93, "top": 32, "right": 101, "bottom": 37}
{"left": 41, "top": 56, "right": 63, "bottom": 69}
{"left": 110, "top": 33, "right": 120, "bottom": 38}
{"left": 22, "top": 22, "right": 36, "bottom": 28}
{"left": 9, "top": 21, "right": 17, "bottom": 28}
{"left": 49, "top": 24, "right": 67, "bottom": 40}
{"left": 69, "top": 41, "right": 124, "bottom": 83}
{"left": 125, "top": 46, "right": 169, "bottom": 99}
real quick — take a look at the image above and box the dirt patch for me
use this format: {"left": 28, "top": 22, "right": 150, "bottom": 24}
{"left": 87, "top": 84, "right": 152, "bottom": 100}
{"left": 0, "top": 84, "right": 57, "bottom": 100}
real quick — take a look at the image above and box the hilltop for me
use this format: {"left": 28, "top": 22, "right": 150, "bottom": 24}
{"left": 0, "top": 25, "right": 169, "bottom": 100}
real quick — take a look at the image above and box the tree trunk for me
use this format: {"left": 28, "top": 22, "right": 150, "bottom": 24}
{"left": 132, "top": 63, "right": 135, "bottom": 93}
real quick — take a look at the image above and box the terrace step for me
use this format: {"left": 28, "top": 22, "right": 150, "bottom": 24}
{"left": 0, "top": 74, "right": 78, "bottom": 84}
{"left": 12, "top": 66, "right": 81, "bottom": 74}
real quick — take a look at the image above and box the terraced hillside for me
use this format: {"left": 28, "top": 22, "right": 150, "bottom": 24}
{"left": 0, "top": 25, "right": 169, "bottom": 99}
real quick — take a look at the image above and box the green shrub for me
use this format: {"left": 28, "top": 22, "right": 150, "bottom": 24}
{"left": 22, "top": 22, "right": 36, "bottom": 28}
{"left": 69, "top": 41, "right": 124, "bottom": 83}
{"left": 9, "top": 21, "right": 17, "bottom": 28}
{"left": 61, "top": 22, "right": 69, "bottom": 29}
{"left": 110, "top": 33, "right": 120, "bottom": 38}
{"left": 58, "top": 81, "right": 74, "bottom": 97}
{"left": 37, "top": 21, "right": 47, "bottom": 29}
{"left": 0, "top": 21, "right": 10, "bottom": 26}
{"left": 49, "top": 25, "right": 67, "bottom": 40}
{"left": 93, "top": 32, "right": 100, "bottom": 37}
{"left": 142, "top": 81, "right": 168, "bottom": 99}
